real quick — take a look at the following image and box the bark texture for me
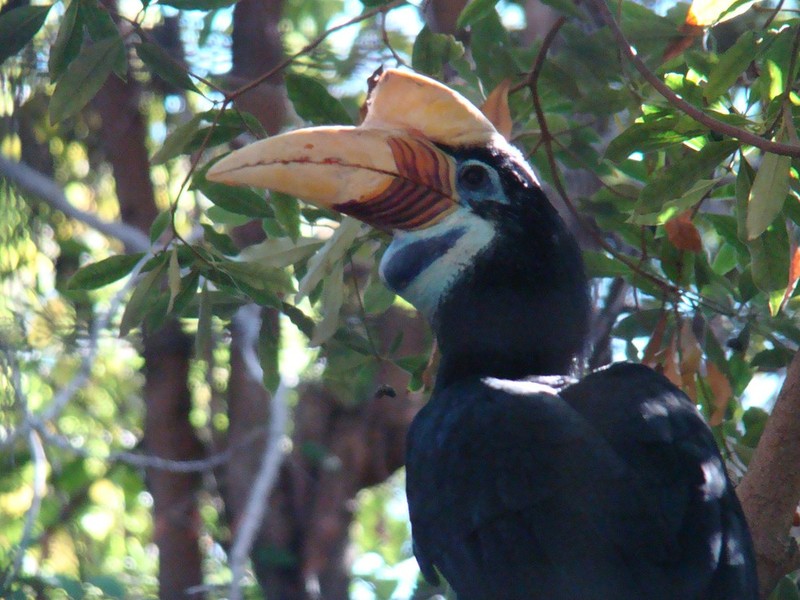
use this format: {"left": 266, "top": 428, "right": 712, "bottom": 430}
{"left": 738, "top": 350, "right": 800, "bottom": 598}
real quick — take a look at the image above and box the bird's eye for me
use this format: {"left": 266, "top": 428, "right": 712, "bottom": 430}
{"left": 459, "top": 164, "right": 490, "bottom": 190}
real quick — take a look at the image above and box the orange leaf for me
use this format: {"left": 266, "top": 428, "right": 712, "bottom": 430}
{"left": 480, "top": 79, "right": 513, "bottom": 141}
{"left": 706, "top": 362, "right": 733, "bottom": 426}
{"left": 662, "top": 26, "right": 704, "bottom": 63}
{"left": 665, "top": 212, "right": 703, "bottom": 253}
{"left": 782, "top": 243, "right": 800, "bottom": 306}
{"left": 679, "top": 321, "right": 702, "bottom": 402}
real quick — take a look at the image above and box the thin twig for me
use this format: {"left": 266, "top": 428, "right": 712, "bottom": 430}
{"left": 227, "top": 379, "right": 289, "bottom": 600}
{"left": 589, "top": 0, "right": 800, "bottom": 157}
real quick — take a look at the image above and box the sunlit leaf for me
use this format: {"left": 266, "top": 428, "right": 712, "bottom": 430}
{"left": 746, "top": 152, "right": 790, "bottom": 240}
{"left": 310, "top": 259, "right": 345, "bottom": 346}
{"left": 285, "top": 73, "right": 353, "bottom": 125}
{"left": 605, "top": 118, "right": 706, "bottom": 162}
{"left": 136, "top": 42, "right": 199, "bottom": 93}
{"left": 297, "top": 218, "right": 363, "bottom": 300}
{"left": 704, "top": 31, "right": 757, "bottom": 101}
{"left": 239, "top": 237, "right": 323, "bottom": 269}
{"left": 684, "top": 0, "right": 755, "bottom": 27}
{"left": 49, "top": 37, "right": 124, "bottom": 124}
{"left": 68, "top": 253, "right": 145, "bottom": 290}
{"left": 0, "top": 4, "right": 52, "bottom": 67}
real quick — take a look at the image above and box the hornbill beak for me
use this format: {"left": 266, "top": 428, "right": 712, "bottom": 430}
{"left": 206, "top": 69, "right": 503, "bottom": 231}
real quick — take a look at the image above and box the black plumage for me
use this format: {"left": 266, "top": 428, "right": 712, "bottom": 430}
{"left": 403, "top": 146, "right": 758, "bottom": 599}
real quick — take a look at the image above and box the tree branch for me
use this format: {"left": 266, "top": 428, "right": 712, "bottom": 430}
{"left": 227, "top": 305, "right": 290, "bottom": 600}
{"left": 0, "top": 155, "right": 150, "bottom": 252}
{"left": 738, "top": 350, "right": 800, "bottom": 598}
{"left": 587, "top": 0, "right": 800, "bottom": 157}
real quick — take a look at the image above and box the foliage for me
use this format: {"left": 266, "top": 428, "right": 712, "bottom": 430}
{"left": 3, "top": 0, "right": 800, "bottom": 596}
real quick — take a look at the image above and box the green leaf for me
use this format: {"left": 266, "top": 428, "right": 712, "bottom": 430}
{"left": 470, "top": 11, "right": 519, "bottom": 90}
{"left": 768, "top": 576, "right": 800, "bottom": 600}
{"left": 197, "top": 180, "right": 274, "bottom": 218}
{"left": 310, "top": 259, "right": 345, "bottom": 346}
{"left": 636, "top": 140, "right": 738, "bottom": 216}
{"left": 151, "top": 114, "right": 202, "bottom": 164}
{"left": 605, "top": 117, "right": 705, "bottom": 162}
{"left": 297, "top": 217, "right": 363, "bottom": 300}
{"left": 167, "top": 248, "right": 182, "bottom": 313}
{"left": 159, "top": 0, "right": 239, "bottom": 10}
{"left": 456, "top": 0, "right": 500, "bottom": 28}
{"left": 285, "top": 73, "right": 353, "bottom": 125}
{"left": 749, "top": 220, "right": 789, "bottom": 293}
{"left": 136, "top": 42, "right": 199, "bottom": 93}
{"left": 68, "top": 253, "right": 145, "bottom": 290}
{"left": 746, "top": 152, "right": 791, "bottom": 240}
{"left": 412, "top": 26, "right": 465, "bottom": 79}
{"left": 735, "top": 155, "right": 755, "bottom": 242}
{"left": 238, "top": 237, "right": 323, "bottom": 268}
{"left": 49, "top": 37, "right": 124, "bottom": 124}
{"left": 0, "top": 4, "right": 52, "bottom": 67}
{"left": 704, "top": 32, "right": 757, "bottom": 102}
{"left": 120, "top": 259, "right": 166, "bottom": 337}
{"left": 272, "top": 192, "right": 301, "bottom": 242}
{"left": 81, "top": 0, "right": 126, "bottom": 76}
{"left": 49, "top": 0, "right": 83, "bottom": 79}
{"left": 150, "top": 210, "right": 172, "bottom": 243}
{"left": 201, "top": 223, "right": 239, "bottom": 256}
{"left": 171, "top": 269, "right": 200, "bottom": 316}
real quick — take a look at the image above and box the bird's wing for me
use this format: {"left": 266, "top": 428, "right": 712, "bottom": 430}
{"left": 407, "top": 364, "right": 756, "bottom": 598}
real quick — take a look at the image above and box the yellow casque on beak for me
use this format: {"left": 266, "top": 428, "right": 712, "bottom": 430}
{"left": 206, "top": 69, "right": 501, "bottom": 231}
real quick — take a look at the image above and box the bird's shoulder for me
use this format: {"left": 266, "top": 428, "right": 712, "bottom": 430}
{"left": 406, "top": 362, "right": 739, "bottom": 583}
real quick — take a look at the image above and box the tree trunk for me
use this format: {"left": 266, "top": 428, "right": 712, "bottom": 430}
{"left": 92, "top": 22, "right": 206, "bottom": 596}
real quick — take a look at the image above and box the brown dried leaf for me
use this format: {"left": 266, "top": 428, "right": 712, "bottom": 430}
{"left": 706, "top": 362, "right": 733, "bottom": 426}
{"left": 783, "top": 243, "right": 800, "bottom": 306}
{"left": 665, "top": 211, "right": 703, "bottom": 253}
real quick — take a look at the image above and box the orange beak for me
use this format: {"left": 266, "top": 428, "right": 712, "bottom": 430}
{"left": 206, "top": 69, "right": 501, "bottom": 231}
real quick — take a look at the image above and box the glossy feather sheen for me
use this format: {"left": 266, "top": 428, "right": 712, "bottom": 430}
{"left": 407, "top": 364, "right": 758, "bottom": 600}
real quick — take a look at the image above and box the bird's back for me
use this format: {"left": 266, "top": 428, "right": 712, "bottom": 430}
{"left": 406, "top": 363, "right": 758, "bottom": 600}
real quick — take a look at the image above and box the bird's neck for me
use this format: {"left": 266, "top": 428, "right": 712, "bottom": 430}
{"left": 431, "top": 211, "right": 590, "bottom": 388}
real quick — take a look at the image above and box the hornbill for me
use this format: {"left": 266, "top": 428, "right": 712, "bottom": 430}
{"left": 208, "top": 69, "right": 758, "bottom": 599}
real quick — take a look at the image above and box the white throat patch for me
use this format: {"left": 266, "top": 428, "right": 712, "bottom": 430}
{"left": 379, "top": 209, "right": 496, "bottom": 320}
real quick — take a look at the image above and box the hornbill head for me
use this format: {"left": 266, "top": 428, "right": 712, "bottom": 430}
{"left": 208, "top": 69, "right": 589, "bottom": 380}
